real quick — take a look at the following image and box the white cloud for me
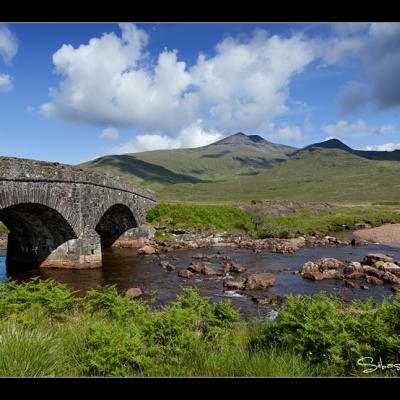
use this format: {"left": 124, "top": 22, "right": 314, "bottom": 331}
{"left": 100, "top": 127, "right": 119, "bottom": 140}
{"left": 40, "top": 24, "right": 316, "bottom": 145}
{"left": 0, "top": 25, "right": 18, "bottom": 65}
{"left": 110, "top": 121, "right": 223, "bottom": 154}
{"left": 321, "top": 119, "right": 394, "bottom": 136}
{"left": 0, "top": 73, "right": 12, "bottom": 92}
{"left": 323, "top": 23, "right": 400, "bottom": 111}
{"left": 364, "top": 143, "right": 400, "bottom": 152}
{"left": 0, "top": 25, "right": 18, "bottom": 94}
{"left": 276, "top": 125, "right": 304, "bottom": 140}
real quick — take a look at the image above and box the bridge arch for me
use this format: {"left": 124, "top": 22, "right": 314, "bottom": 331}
{"left": 95, "top": 203, "right": 138, "bottom": 248}
{"left": 0, "top": 202, "right": 78, "bottom": 270}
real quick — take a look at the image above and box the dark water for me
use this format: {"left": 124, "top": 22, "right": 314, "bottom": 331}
{"left": 1, "top": 243, "right": 400, "bottom": 320}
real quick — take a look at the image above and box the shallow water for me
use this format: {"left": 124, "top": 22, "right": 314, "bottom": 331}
{"left": 1, "top": 242, "right": 400, "bottom": 320}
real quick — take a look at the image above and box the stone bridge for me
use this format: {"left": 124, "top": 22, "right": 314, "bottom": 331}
{"left": 0, "top": 156, "right": 156, "bottom": 269}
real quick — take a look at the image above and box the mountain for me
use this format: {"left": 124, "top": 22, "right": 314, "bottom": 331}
{"left": 80, "top": 134, "right": 400, "bottom": 203}
{"left": 294, "top": 138, "right": 355, "bottom": 154}
{"left": 292, "top": 138, "right": 400, "bottom": 161}
{"left": 80, "top": 132, "right": 296, "bottom": 185}
{"left": 209, "top": 132, "right": 296, "bottom": 154}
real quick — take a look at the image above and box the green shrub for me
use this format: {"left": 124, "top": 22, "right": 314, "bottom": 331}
{"left": 84, "top": 284, "right": 149, "bottom": 320}
{"left": 249, "top": 293, "right": 400, "bottom": 376}
{"left": 0, "top": 278, "right": 78, "bottom": 318}
{"left": 75, "top": 318, "right": 154, "bottom": 376}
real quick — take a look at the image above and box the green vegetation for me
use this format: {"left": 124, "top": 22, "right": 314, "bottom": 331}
{"left": 0, "top": 221, "right": 8, "bottom": 236}
{"left": 80, "top": 143, "right": 400, "bottom": 204}
{"left": 247, "top": 205, "right": 400, "bottom": 238}
{"left": 147, "top": 203, "right": 254, "bottom": 235}
{"left": 0, "top": 278, "right": 398, "bottom": 376}
{"left": 146, "top": 202, "right": 400, "bottom": 239}
{"left": 250, "top": 293, "right": 400, "bottom": 376}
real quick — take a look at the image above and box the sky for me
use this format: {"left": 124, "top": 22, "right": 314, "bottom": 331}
{"left": 1, "top": 22, "right": 400, "bottom": 164}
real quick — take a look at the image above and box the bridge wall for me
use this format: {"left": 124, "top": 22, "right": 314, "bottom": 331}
{"left": 0, "top": 156, "right": 156, "bottom": 269}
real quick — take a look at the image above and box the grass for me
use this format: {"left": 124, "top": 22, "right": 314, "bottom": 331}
{"left": 146, "top": 202, "right": 400, "bottom": 239}
{"left": 80, "top": 146, "right": 400, "bottom": 204}
{"left": 0, "top": 279, "right": 399, "bottom": 377}
{"left": 153, "top": 149, "right": 400, "bottom": 203}
{"left": 146, "top": 203, "right": 254, "bottom": 235}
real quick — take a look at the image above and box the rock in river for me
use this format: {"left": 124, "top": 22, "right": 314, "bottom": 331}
{"left": 245, "top": 273, "right": 276, "bottom": 290}
{"left": 125, "top": 288, "right": 143, "bottom": 298}
{"left": 201, "top": 266, "right": 217, "bottom": 276}
{"left": 178, "top": 269, "right": 194, "bottom": 279}
{"left": 137, "top": 245, "right": 156, "bottom": 255}
{"left": 363, "top": 253, "right": 394, "bottom": 265}
{"left": 229, "top": 263, "right": 246, "bottom": 273}
{"left": 223, "top": 277, "right": 247, "bottom": 290}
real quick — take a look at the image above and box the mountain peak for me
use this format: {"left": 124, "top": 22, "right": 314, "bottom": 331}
{"left": 205, "top": 132, "right": 296, "bottom": 154}
{"left": 301, "top": 138, "right": 354, "bottom": 153}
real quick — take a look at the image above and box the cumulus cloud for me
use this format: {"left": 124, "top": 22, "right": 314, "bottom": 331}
{"left": 364, "top": 143, "right": 400, "bottom": 151}
{"left": 324, "top": 23, "right": 400, "bottom": 112}
{"left": 110, "top": 121, "right": 223, "bottom": 153}
{"left": 0, "top": 73, "right": 12, "bottom": 92}
{"left": 0, "top": 25, "right": 18, "bottom": 65}
{"left": 40, "top": 24, "right": 316, "bottom": 146}
{"left": 100, "top": 127, "right": 119, "bottom": 140}
{"left": 321, "top": 119, "right": 394, "bottom": 136}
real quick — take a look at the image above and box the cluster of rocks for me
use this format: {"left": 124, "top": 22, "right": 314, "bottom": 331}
{"left": 137, "top": 248, "right": 278, "bottom": 298}
{"left": 299, "top": 253, "right": 400, "bottom": 291}
{"left": 136, "top": 232, "right": 359, "bottom": 257}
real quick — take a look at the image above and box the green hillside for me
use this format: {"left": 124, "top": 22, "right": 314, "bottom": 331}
{"left": 80, "top": 134, "right": 400, "bottom": 203}
{"left": 80, "top": 133, "right": 295, "bottom": 185}
{"left": 155, "top": 148, "right": 400, "bottom": 202}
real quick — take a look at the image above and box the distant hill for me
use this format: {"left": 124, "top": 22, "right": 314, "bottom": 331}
{"left": 81, "top": 132, "right": 296, "bottom": 185}
{"left": 292, "top": 138, "right": 400, "bottom": 161}
{"left": 80, "top": 133, "right": 400, "bottom": 203}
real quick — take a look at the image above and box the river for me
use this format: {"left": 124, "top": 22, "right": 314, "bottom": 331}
{"left": 1, "top": 242, "right": 400, "bottom": 320}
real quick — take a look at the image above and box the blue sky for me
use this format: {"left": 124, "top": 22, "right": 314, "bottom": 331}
{"left": 1, "top": 22, "right": 400, "bottom": 164}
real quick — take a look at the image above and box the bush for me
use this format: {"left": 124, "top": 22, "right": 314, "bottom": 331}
{"left": 75, "top": 318, "right": 154, "bottom": 376}
{"left": 84, "top": 284, "right": 149, "bottom": 319}
{"left": 250, "top": 293, "right": 400, "bottom": 376}
{"left": 0, "top": 278, "right": 78, "bottom": 318}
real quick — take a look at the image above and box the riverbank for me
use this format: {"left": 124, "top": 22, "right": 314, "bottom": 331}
{"left": 0, "top": 278, "right": 398, "bottom": 377}
{"left": 353, "top": 223, "right": 400, "bottom": 246}
{"left": 147, "top": 202, "right": 400, "bottom": 239}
